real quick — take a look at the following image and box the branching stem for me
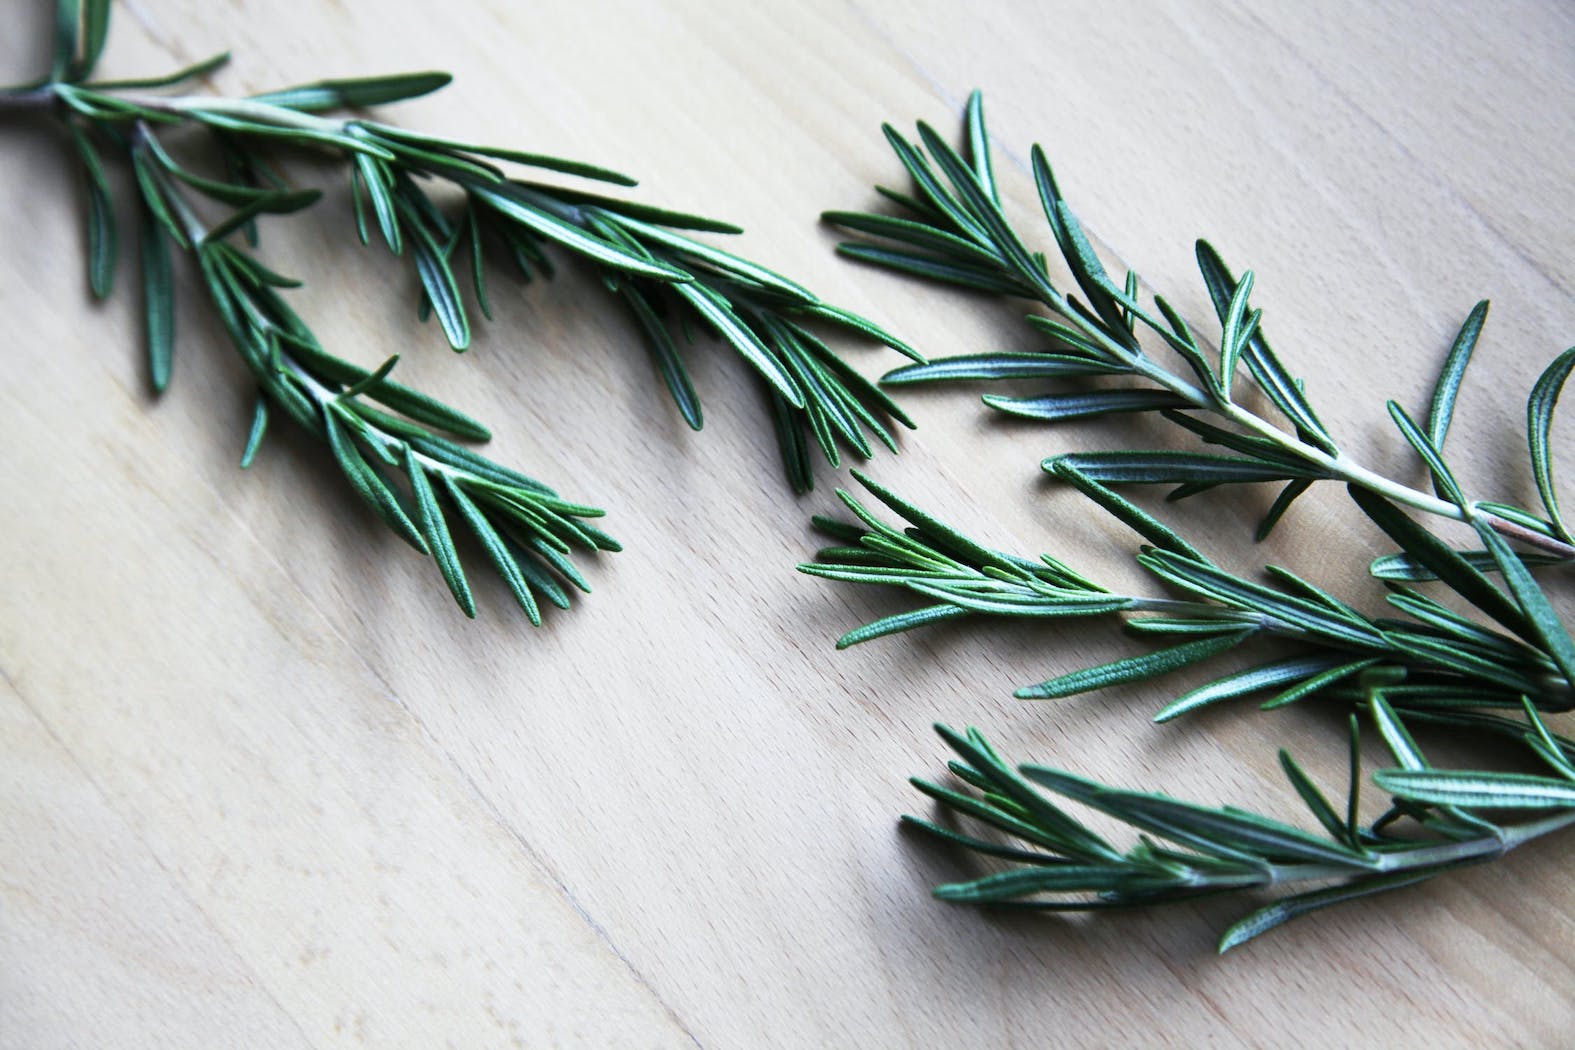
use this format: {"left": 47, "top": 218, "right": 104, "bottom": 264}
{"left": 0, "top": 86, "right": 53, "bottom": 111}
{"left": 1040, "top": 282, "right": 1575, "bottom": 559}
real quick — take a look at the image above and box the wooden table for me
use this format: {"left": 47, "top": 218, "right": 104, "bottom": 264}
{"left": 3, "top": 2, "right": 1571, "bottom": 1045}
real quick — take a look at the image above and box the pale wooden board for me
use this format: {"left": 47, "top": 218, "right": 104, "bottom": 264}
{"left": 2, "top": 1, "right": 1572, "bottom": 1046}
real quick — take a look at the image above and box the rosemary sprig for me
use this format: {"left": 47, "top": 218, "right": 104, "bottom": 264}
{"left": 3, "top": 6, "right": 919, "bottom": 621}
{"left": 823, "top": 91, "right": 1575, "bottom": 566}
{"left": 805, "top": 469, "right": 1575, "bottom": 945}
{"left": 13, "top": 2, "right": 918, "bottom": 490}
{"left": 911, "top": 717, "right": 1575, "bottom": 953}
{"left": 803, "top": 94, "right": 1575, "bottom": 946}
{"left": 146, "top": 121, "right": 618, "bottom": 620}
{"left": 803, "top": 470, "right": 1571, "bottom": 716}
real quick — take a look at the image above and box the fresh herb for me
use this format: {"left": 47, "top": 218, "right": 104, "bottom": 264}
{"left": 909, "top": 718, "right": 1575, "bottom": 953}
{"left": 804, "top": 94, "right": 1575, "bottom": 948}
{"left": 805, "top": 469, "right": 1571, "bottom": 715}
{"left": 3, "top": 2, "right": 916, "bottom": 617}
{"left": 823, "top": 92, "right": 1573, "bottom": 563}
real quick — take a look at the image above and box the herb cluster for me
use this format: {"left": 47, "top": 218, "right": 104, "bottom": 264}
{"left": 3, "top": 0, "right": 915, "bottom": 617}
{"left": 805, "top": 93, "right": 1575, "bottom": 949}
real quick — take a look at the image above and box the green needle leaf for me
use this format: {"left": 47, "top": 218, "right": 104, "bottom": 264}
{"left": 673, "top": 282, "right": 804, "bottom": 408}
{"left": 78, "top": 0, "right": 112, "bottom": 80}
{"left": 469, "top": 183, "right": 691, "bottom": 281}
{"left": 1218, "top": 870, "right": 1447, "bottom": 953}
{"left": 916, "top": 120, "right": 1043, "bottom": 296}
{"left": 964, "top": 89, "right": 999, "bottom": 205}
{"left": 834, "top": 242, "right": 1030, "bottom": 296}
{"left": 1278, "top": 749, "right": 1348, "bottom": 842}
{"left": 1096, "top": 790, "right": 1369, "bottom": 867}
{"left": 800, "top": 303, "right": 921, "bottom": 363}
{"left": 405, "top": 206, "right": 471, "bottom": 350}
{"left": 1387, "top": 400, "right": 1465, "bottom": 507}
{"left": 405, "top": 447, "right": 475, "bottom": 618}
{"left": 1195, "top": 240, "right": 1335, "bottom": 450}
{"left": 982, "top": 389, "right": 1189, "bottom": 422}
{"left": 1047, "top": 460, "right": 1209, "bottom": 562}
{"left": 884, "top": 352, "right": 1126, "bottom": 385}
{"left": 1348, "top": 486, "right": 1531, "bottom": 640}
{"left": 1217, "top": 269, "right": 1254, "bottom": 399}
{"left": 1260, "top": 657, "right": 1382, "bottom": 711}
{"left": 606, "top": 213, "right": 817, "bottom": 303}
{"left": 355, "top": 155, "right": 402, "bottom": 254}
{"left": 1374, "top": 769, "right": 1575, "bottom": 810}
{"left": 322, "top": 408, "right": 429, "bottom": 555}
{"left": 251, "top": 72, "right": 453, "bottom": 112}
{"left": 340, "top": 355, "right": 401, "bottom": 400}
{"left": 239, "top": 396, "right": 268, "bottom": 468}
{"left": 1053, "top": 451, "right": 1323, "bottom": 485}
{"left": 822, "top": 210, "right": 1003, "bottom": 265}
{"left": 622, "top": 285, "right": 702, "bottom": 430}
{"left": 1472, "top": 518, "right": 1575, "bottom": 690}
{"left": 527, "top": 185, "right": 741, "bottom": 233}
{"left": 53, "top": 0, "right": 80, "bottom": 80}
{"left": 203, "top": 189, "right": 323, "bottom": 244}
{"left": 466, "top": 203, "right": 492, "bottom": 321}
{"left": 1051, "top": 199, "right": 1129, "bottom": 339}
{"left": 366, "top": 123, "right": 637, "bottom": 185}
{"left": 441, "top": 475, "right": 540, "bottom": 623}
{"left": 1428, "top": 300, "right": 1488, "bottom": 448}
{"left": 138, "top": 198, "right": 175, "bottom": 391}
{"left": 1370, "top": 696, "right": 1427, "bottom": 772}
{"left": 832, "top": 604, "right": 971, "bottom": 648}
{"left": 880, "top": 123, "right": 988, "bottom": 246}
{"left": 86, "top": 51, "right": 231, "bottom": 91}
{"left": 1527, "top": 346, "right": 1575, "bottom": 541}
{"left": 67, "top": 124, "right": 115, "bottom": 298}
{"left": 1154, "top": 653, "right": 1350, "bottom": 722}
{"left": 1255, "top": 478, "right": 1313, "bottom": 541}
{"left": 1016, "top": 631, "right": 1251, "bottom": 700}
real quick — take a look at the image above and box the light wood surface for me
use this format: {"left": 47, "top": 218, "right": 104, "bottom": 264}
{"left": 3, "top": 2, "right": 1572, "bottom": 1046}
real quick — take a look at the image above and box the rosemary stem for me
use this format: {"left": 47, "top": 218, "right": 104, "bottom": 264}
{"left": 1267, "top": 807, "right": 1575, "bottom": 886}
{"left": 124, "top": 93, "right": 337, "bottom": 133}
{"left": 1127, "top": 596, "right": 1270, "bottom": 624}
{"left": 1037, "top": 285, "right": 1575, "bottom": 560}
{"left": 0, "top": 86, "right": 54, "bottom": 111}
{"left": 1181, "top": 809, "right": 1575, "bottom": 895}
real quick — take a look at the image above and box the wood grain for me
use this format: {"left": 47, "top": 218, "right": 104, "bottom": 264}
{"left": 2, "top": 1, "right": 1571, "bottom": 1046}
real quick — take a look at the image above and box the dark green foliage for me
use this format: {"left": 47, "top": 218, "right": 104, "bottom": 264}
{"left": 824, "top": 91, "right": 1574, "bottom": 564}
{"left": 7, "top": 0, "right": 924, "bottom": 618}
{"left": 808, "top": 93, "right": 1575, "bottom": 949}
